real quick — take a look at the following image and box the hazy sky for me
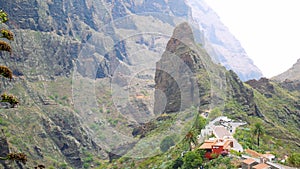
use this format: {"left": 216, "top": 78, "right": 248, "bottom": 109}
{"left": 205, "top": 0, "right": 300, "bottom": 78}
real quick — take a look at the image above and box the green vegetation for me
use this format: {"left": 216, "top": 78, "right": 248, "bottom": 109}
{"left": 205, "top": 156, "right": 233, "bottom": 169}
{"left": 0, "top": 10, "right": 19, "bottom": 108}
{"left": 252, "top": 122, "right": 265, "bottom": 147}
{"left": 182, "top": 150, "right": 203, "bottom": 169}
{"left": 287, "top": 153, "right": 300, "bottom": 167}
{"left": 183, "top": 129, "right": 198, "bottom": 151}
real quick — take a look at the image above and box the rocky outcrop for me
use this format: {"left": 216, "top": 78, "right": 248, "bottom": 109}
{"left": 154, "top": 22, "right": 200, "bottom": 114}
{"left": 153, "top": 22, "right": 257, "bottom": 116}
{"left": 225, "top": 70, "right": 257, "bottom": 115}
{"left": 0, "top": 1, "right": 296, "bottom": 168}
{"left": 246, "top": 78, "right": 275, "bottom": 98}
{"left": 279, "top": 79, "right": 300, "bottom": 92}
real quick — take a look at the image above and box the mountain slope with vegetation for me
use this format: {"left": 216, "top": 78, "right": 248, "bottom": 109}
{"left": 0, "top": 1, "right": 298, "bottom": 168}
{"left": 97, "top": 22, "right": 300, "bottom": 168}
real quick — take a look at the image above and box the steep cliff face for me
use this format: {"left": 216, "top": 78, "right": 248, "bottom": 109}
{"left": 0, "top": 0, "right": 294, "bottom": 168}
{"left": 2, "top": 0, "right": 100, "bottom": 34}
{"left": 154, "top": 23, "right": 201, "bottom": 114}
{"left": 186, "top": 0, "right": 263, "bottom": 81}
{"left": 0, "top": 0, "right": 262, "bottom": 81}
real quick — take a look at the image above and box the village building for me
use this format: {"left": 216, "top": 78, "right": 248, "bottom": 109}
{"left": 242, "top": 158, "right": 258, "bottom": 169}
{"left": 252, "top": 163, "right": 271, "bottom": 169}
{"left": 199, "top": 138, "right": 233, "bottom": 159}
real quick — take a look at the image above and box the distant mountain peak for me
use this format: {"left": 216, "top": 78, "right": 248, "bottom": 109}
{"left": 272, "top": 58, "right": 300, "bottom": 82}
{"left": 186, "top": 0, "right": 263, "bottom": 81}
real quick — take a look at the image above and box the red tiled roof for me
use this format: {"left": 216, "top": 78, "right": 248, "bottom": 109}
{"left": 200, "top": 139, "right": 233, "bottom": 150}
{"left": 199, "top": 140, "right": 215, "bottom": 149}
{"left": 243, "top": 158, "right": 256, "bottom": 165}
{"left": 245, "top": 149, "right": 263, "bottom": 158}
{"left": 253, "top": 163, "right": 270, "bottom": 169}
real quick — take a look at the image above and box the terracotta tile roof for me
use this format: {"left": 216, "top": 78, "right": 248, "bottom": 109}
{"left": 253, "top": 163, "right": 270, "bottom": 169}
{"left": 243, "top": 158, "right": 256, "bottom": 165}
{"left": 199, "top": 141, "right": 215, "bottom": 149}
{"left": 199, "top": 139, "right": 233, "bottom": 150}
{"left": 245, "top": 149, "right": 263, "bottom": 158}
{"left": 223, "top": 140, "right": 232, "bottom": 150}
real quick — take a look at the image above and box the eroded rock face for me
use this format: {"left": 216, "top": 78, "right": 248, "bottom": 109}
{"left": 0, "top": 0, "right": 262, "bottom": 81}
{"left": 279, "top": 80, "right": 300, "bottom": 92}
{"left": 41, "top": 107, "right": 104, "bottom": 168}
{"left": 246, "top": 78, "right": 275, "bottom": 98}
{"left": 186, "top": 0, "right": 263, "bottom": 81}
{"left": 225, "top": 70, "right": 257, "bottom": 116}
{"left": 154, "top": 23, "right": 200, "bottom": 114}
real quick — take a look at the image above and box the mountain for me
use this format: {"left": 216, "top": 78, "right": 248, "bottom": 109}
{"left": 104, "top": 22, "right": 300, "bottom": 168}
{"left": 272, "top": 58, "right": 300, "bottom": 82}
{"left": 186, "top": 0, "right": 263, "bottom": 81}
{"left": 0, "top": 1, "right": 296, "bottom": 168}
{"left": 0, "top": 0, "right": 262, "bottom": 81}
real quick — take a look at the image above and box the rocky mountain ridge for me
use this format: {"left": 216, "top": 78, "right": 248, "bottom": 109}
{"left": 0, "top": 0, "right": 297, "bottom": 168}
{"left": 1, "top": 0, "right": 262, "bottom": 81}
{"left": 273, "top": 58, "right": 300, "bottom": 82}
{"left": 187, "top": 0, "right": 263, "bottom": 81}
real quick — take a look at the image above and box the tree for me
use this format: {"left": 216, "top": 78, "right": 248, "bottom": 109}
{"left": 194, "top": 113, "right": 206, "bottom": 131}
{"left": 252, "top": 122, "right": 265, "bottom": 147}
{"left": 184, "top": 129, "right": 198, "bottom": 151}
{"left": 182, "top": 151, "right": 203, "bottom": 169}
{"left": 172, "top": 157, "right": 183, "bottom": 169}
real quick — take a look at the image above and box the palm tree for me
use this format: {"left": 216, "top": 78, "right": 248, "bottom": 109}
{"left": 184, "top": 129, "right": 198, "bottom": 151}
{"left": 252, "top": 122, "right": 265, "bottom": 147}
{"left": 0, "top": 10, "right": 19, "bottom": 108}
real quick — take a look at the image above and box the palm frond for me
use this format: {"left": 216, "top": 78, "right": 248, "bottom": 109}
{"left": 0, "top": 40, "right": 12, "bottom": 54}
{"left": 0, "top": 65, "right": 12, "bottom": 80}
